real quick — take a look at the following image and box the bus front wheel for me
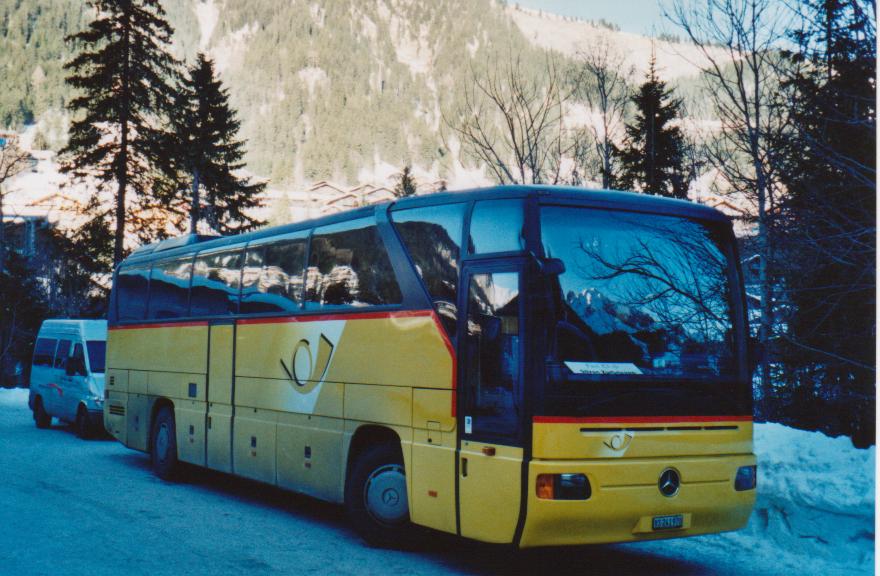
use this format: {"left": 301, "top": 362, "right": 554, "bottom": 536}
{"left": 33, "top": 397, "right": 51, "bottom": 429}
{"left": 345, "top": 442, "right": 411, "bottom": 547}
{"left": 151, "top": 406, "right": 180, "bottom": 480}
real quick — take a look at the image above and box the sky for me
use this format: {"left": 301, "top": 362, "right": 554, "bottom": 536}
{"left": 514, "top": 0, "right": 668, "bottom": 35}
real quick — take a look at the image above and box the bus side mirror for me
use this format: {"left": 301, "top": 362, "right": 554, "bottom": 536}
{"left": 536, "top": 257, "right": 565, "bottom": 277}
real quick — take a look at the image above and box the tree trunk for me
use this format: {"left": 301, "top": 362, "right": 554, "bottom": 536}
{"left": 114, "top": 13, "right": 131, "bottom": 267}
{"left": 0, "top": 190, "right": 5, "bottom": 275}
{"left": 190, "top": 168, "right": 200, "bottom": 234}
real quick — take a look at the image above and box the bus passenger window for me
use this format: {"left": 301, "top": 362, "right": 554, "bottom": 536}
{"left": 117, "top": 266, "right": 150, "bottom": 321}
{"left": 468, "top": 200, "right": 525, "bottom": 255}
{"left": 191, "top": 249, "right": 242, "bottom": 316}
{"left": 147, "top": 258, "right": 193, "bottom": 319}
{"left": 240, "top": 239, "right": 306, "bottom": 314}
{"left": 391, "top": 203, "right": 466, "bottom": 339}
{"left": 305, "top": 218, "right": 402, "bottom": 309}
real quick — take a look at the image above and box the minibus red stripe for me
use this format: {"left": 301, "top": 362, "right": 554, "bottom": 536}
{"left": 109, "top": 320, "right": 209, "bottom": 331}
{"left": 532, "top": 415, "right": 753, "bottom": 424}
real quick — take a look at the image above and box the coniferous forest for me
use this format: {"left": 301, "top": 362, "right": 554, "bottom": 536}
{"left": 0, "top": 0, "right": 875, "bottom": 447}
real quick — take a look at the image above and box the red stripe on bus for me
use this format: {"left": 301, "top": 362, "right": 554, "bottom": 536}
{"left": 236, "top": 309, "right": 432, "bottom": 325}
{"left": 109, "top": 321, "right": 209, "bottom": 331}
{"left": 532, "top": 415, "right": 753, "bottom": 424}
{"left": 428, "top": 311, "right": 458, "bottom": 417}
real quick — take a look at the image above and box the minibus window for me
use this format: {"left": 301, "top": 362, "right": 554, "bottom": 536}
{"left": 86, "top": 341, "right": 106, "bottom": 373}
{"left": 54, "top": 340, "right": 72, "bottom": 369}
{"left": 33, "top": 338, "right": 57, "bottom": 367}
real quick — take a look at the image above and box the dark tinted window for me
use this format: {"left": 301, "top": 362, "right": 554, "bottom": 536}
{"left": 33, "top": 338, "right": 57, "bottom": 367}
{"left": 305, "top": 218, "right": 402, "bottom": 309}
{"left": 53, "top": 339, "right": 72, "bottom": 368}
{"left": 117, "top": 266, "right": 150, "bottom": 321}
{"left": 468, "top": 199, "right": 525, "bottom": 254}
{"left": 392, "top": 203, "right": 466, "bottom": 336}
{"left": 70, "top": 343, "right": 87, "bottom": 375}
{"left": 86, "top": 341, "right": 105, "bottom": 373}
{"left": 240, "top": 237, "right": 307, "bottom": 314}
{"left": 147, "top": 258, "right": 193, "bottom": 319}
{"left": 191, "top": 249, "right": 242, "bottom": 316}
{"left": 464, "top": 272, "right": 521, "bottom": 439}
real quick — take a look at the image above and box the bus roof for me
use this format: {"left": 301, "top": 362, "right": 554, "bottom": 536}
{"left": 118, "top": 185, "right": 731, "bottom": 268}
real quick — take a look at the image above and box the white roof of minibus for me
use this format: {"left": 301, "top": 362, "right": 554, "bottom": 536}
{"left": 39, "top": 319, "right": 107, "bottom": 341}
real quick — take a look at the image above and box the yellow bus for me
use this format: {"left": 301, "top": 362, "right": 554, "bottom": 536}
{"left": 104, "top": 186, "right": 756, "bottom": 547}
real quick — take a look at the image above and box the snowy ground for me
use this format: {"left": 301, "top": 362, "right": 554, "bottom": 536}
{"left": 0, "top": 388, "right": 873, "bottom": 575}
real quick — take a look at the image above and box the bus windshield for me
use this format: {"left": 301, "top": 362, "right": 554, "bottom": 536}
{"left": 539, "top": 205, "right": 747, "bottom": 416}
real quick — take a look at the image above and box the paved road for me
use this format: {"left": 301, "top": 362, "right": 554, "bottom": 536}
{"left": 0, "top": 390, "right": 775, "bottom": 576}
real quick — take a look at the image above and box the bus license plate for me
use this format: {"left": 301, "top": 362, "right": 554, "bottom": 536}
{"left": 652, "top": 514, "right": 684, "bottom": 531}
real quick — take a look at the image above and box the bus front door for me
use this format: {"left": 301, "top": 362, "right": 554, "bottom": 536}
{"left": 457, "top": 264, "right": 525, "bottom": 544}
{"left": 206, "top": 321, "right": 235, "bottom": 473}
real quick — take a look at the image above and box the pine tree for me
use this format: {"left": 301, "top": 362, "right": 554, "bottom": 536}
{"left": 393, "top": 165, "right": 418, "bottom": 197}
{"left": 617, "top": 54, "right": 688, "bottom": 198}
{"left": 171, "top": 53, "right": 264, "bottom": 234}
{"left": 61, "top": 0, "right": 180, "bottom": 265}
{"left": 776, "top": 0, "right": 875, "bottom": 446}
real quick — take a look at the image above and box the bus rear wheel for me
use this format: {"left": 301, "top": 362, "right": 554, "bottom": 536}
{"left": 151, "top": 406, "right": 180, "bottom": 480}
{"left": 345, "top": 442, "right": 411, "bottom": 547}
{"left": 33, "top": 397, "right": 51, "bottom": 429}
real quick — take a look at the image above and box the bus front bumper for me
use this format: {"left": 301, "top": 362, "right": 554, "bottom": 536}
{"left": 518, "top": 454, "right": 757, "bottom": 548}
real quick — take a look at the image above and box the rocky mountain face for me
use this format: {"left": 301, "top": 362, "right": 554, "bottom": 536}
{"left": 1, "top": 0, "right": 716, "bottom": 189}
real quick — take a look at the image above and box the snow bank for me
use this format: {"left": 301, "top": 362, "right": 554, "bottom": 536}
{"left": 0, "top": 387, "right": 28, "bottom": 408}
{"left": 720, "top": 423, "right": 875, "bottom": 574}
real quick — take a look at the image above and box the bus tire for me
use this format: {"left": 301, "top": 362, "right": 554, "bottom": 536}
{"left": 33, "top": 397, "right": 51, "bottom": 429}
{"left": 345, "top": 442, "right": 411, "bottom": 547}
{"left": 75, "top": 405, "right": 93, "bottom": 439}
{"left": 150, "top": 406, "right": 180, "bottom": 480}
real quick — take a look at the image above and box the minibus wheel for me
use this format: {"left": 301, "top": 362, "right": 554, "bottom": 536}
{"left": 75, "top": 405, "right": 93, "bottom": 439}
{"left": 151, "top": 406, "right": 180, "bottom": 480}
{"left": 33, "top": 397, "right": 51, "bottom": 429}
{"left": 345, "top": 442, "right": 411, "bottom": 547}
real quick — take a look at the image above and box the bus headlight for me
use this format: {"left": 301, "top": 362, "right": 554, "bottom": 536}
{"left": 536, "top": 473, "right": 591, "bottom": 500}
{"left": 734, "top": 465, "right": 757, "bottom": 491}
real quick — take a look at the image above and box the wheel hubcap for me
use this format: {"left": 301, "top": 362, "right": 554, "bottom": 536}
{"left": 364, "top": 464, "right": 408, "bottom": 526}
{"left": 155, "top": 423, "right": 169, "bottom": 462}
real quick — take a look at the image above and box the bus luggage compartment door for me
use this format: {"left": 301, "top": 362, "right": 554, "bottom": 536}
{"left": 206, "top": 322, "right": 234, "bottom": 473}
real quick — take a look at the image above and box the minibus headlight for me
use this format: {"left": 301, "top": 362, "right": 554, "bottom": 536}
{"left": 734, "top": 465, "right": 757, "bottom": 491}
{"left": 536, "top": 473, "right": 591, "bottom": 500}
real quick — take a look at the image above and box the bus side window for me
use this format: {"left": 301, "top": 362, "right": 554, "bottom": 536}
{"left": 305, "top": 218, "right": 402, "bottom": 309}
{"left": 240, "top": 239, "right": 306, "bottom": 314}
{"left": 117, "top": 266, "right": 150, "bottom": 321}
{"left": 391, "top": 203, "right": 466, "bottom": 340}
{"left": 147, "top": 258, "right": 192, "bottom": 320}
{"left": 33, "top": 338, "right": 57, "bottom": 367}
{"left": 191, "top": 249, "right": 242, "bottom": 316}
{"left": 468, "top": 199, "right": 525, "bottom": 255}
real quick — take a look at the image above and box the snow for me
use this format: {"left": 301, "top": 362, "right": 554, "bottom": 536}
{"left": 507, "top": 6, "right": 734, "bottom": 81}
{"left": 0, "top": 387, "right": 872, "bottom": 575}
{"left": 194, "top": 0, "right": 218, "bottom": 51}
